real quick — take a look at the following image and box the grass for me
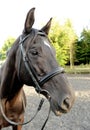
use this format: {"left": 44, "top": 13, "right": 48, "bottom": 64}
{"left": 65, "top": 64, "right": 90, "bottom": 74}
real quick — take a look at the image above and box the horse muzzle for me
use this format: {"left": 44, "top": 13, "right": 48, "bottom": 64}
{"left": 49, "top": 92, "right": 75, "bottom": 116}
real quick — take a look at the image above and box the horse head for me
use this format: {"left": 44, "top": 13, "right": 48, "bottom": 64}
{"left": 15, "top": 8, "right": 75, "bottom": 116}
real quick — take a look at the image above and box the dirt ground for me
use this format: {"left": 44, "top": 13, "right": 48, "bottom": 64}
{"left": 3, "top": 74, "right": 90, "bottom": 130}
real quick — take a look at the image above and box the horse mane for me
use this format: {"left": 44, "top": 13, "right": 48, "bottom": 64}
{"left": 8, "top": 37, "right": 20, "bottom": 56}
{"left": 0, "top": 37, "right": 22, "bottom": 100}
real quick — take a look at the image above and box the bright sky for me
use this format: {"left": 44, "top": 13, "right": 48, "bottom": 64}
{"left": 0, "top": 0, "right": 90, "bottom": 48}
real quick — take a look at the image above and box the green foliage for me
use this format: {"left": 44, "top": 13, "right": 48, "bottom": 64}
{"left": 49, "top": 18, "right": 77, "bottom": 66}
{"left": 0, "top": 37, "right": 15, "bottom": 60}
{"left": 76, "top": 28, "right": 90, "bottom": 64}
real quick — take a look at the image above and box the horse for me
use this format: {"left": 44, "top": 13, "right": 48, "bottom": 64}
{"left": 0, "top": 8, "right": 75, "bottom": 130}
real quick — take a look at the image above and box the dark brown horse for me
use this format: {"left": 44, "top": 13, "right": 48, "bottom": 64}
{"left": 0, "top": 8, "right": 75, "bottom": 130}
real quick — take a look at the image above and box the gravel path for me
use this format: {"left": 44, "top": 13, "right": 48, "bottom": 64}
{"left": 3, "top": 74, "right": 90, "bottom": 130}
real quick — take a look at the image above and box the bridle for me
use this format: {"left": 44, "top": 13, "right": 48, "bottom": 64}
{"left": 19, "top": 29, "right": 64, "bottom": 96}
{"left": 0, "top": 29, "right": 64, "bottom": 130}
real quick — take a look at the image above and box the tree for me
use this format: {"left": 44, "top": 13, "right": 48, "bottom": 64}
{"left": 49, "top": 18, "right": 77, "bottom": 67}
{"left": 0, "top": 37, "right": 16, "bottom": 60}
{"left": 64, "top": 19, "right": 78, "bottom": 68}
{"left": 49, "top": 19, "right": 68, "bottom": 66}
{"left": 75, "top": 28, "right": 90, "bottom": 64}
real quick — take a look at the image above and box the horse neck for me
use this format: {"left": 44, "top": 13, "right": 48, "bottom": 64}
{"left": 0, "top": 39, "right": 23, "bottom": 100}
{"left": 0, "top": 62, "right": 23, "bottom": 100}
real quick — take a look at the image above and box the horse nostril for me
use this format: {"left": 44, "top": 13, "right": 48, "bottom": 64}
{"left": 63, "top": 97, "right": 71, "bottom": 109}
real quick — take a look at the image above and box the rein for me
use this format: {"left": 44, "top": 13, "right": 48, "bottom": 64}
{"left": 0, "top": 97, "right": 51, "bottom": 129}
{"left": 0, "top": 30, "right": 64, "bottom": 130}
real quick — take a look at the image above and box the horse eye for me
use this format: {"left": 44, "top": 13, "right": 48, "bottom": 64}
{"left": 31, "top": 50, "right": 38, "bottom": 55}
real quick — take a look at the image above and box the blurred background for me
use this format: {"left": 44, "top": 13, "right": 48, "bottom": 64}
{"left": 0, "top": 0, "right": 90, "bottom": 73}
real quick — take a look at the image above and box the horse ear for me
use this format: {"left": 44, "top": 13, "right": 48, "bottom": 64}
{"left": 23, "top": 8, "right": 35, "bottom": 34}
{"left": 41, "top": 18, "right": 52, "bottom": 35}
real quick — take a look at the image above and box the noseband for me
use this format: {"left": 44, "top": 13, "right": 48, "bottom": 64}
{"left": 19, "top": 30, "right": 64, "bottom": 96}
